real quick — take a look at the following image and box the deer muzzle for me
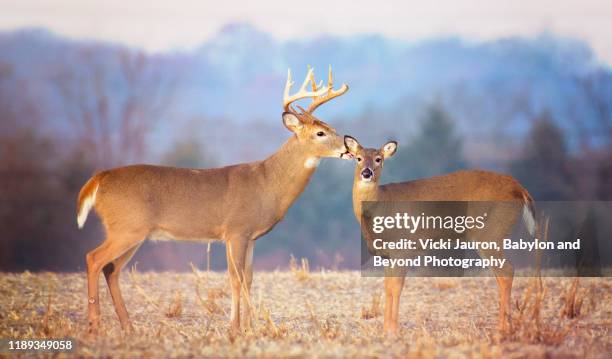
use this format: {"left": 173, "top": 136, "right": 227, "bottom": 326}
{"left": 361, "top": 168, "right": 373, "bottom": 181}
{"left": 340, "top": 150, "right": 354, "bottom": 159}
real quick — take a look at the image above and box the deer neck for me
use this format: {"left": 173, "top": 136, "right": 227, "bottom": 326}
{"left": 262, "top": 135, "right": 319, "bottom": 215}
{"left": 352, "top": 179, "right": 380, "bottom": 222}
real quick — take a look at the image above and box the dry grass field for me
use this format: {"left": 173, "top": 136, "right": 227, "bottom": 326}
{"left": 1, "top": 264, "right": 610, "bottom": 358}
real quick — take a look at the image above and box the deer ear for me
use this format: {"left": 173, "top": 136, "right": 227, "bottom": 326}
{"left": 381, "top": 141, "right": 397, "bottom": 158}
{"left": 282, "top": 112, "right": 303, "bottom": 133}
{"left": 344, "top": 135, "right": 362, "bottom": 154}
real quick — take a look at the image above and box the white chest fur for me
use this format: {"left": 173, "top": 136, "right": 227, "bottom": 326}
{"left": 304, "top": 157, "right": 321, "bottom": 168}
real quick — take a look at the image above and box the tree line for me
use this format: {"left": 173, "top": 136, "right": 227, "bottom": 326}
{"left": 1, "top": 51, "right": 611, "bottom": 271}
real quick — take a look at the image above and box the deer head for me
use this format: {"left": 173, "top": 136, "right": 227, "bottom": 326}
{"left": 344, "top": 135, "right": 397, "bottom": 183}
{"left": 282, "top": 66, "right": 353, "bottom": 161}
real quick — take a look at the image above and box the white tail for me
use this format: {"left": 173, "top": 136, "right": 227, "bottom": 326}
{"left": 522, "top": 203, "right": 536, "bottom": 236}
{"left": 77, "top": 183, "right": 98, "bottom": 228}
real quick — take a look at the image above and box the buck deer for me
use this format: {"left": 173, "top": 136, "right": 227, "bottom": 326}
{"left": 343, "top": 136, "right": 536, "bottom": 334}
{"left": 77, "top": 67, "right": 351, "bottom": 334}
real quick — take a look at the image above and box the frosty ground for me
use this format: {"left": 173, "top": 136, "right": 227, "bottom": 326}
{"left": 0, "top": 270, "right": 609, "bottom": 358}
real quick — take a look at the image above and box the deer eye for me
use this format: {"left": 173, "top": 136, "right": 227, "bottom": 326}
{"left": 375, "top": 157, "right": 382, "bottom": 163}
{"left": 357, "top": 157, "right": 362, "bottom": 162}
{"left": 316, "top": 131, "right": 326, "bottom": 137}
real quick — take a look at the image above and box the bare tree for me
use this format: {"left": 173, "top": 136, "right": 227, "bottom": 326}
{"left": 1, "top": 45, "right": 182, "bottom": 270}
{"left": 52, "top": 47, "right": 176, "bottom": 166}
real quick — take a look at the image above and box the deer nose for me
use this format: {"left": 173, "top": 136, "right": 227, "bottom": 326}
{"left": 361, "top": 168, "right": 373, "bottom": 180}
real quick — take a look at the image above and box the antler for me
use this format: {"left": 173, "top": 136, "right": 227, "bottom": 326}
{"left": 306, "top": 65, "right": 349, "bottom": 113}
{"left": 283, "top": 66, "right": 349, "bottom": 113}
{"left": 283, "top": 67, "right": 327, "bottom": 112}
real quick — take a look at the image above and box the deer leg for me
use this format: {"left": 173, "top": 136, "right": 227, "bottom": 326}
{"left": 86, "top": 236, "right": 141, "bottom": 334}
{"left": 226, "top": 238, "right": 248, "bottom": 335}
{"left": 476, "top": 246, "right": 514, "bottom": 332}
{"left": 383, "top": 276, "right": 394, "bottom": 332}
{"left": 388, "top": 275, "right": 405, "bottom": 333}
{"left": 478, "top": 225, "right": 514, "bottom": 332}
{"left": 473, "top": 204, "right": 517, "bottom": 333}
{"left": 103, "top": 243, "right": 142, "bottom": 332}
{"left": 242, "top": 241, "right": 255, "bottom": 332}
{"left": 494, "top": 262, "right": 514, "bottom": 333}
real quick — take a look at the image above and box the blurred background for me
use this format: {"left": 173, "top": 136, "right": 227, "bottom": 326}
{"left": 1, "top": 1, "right": 611, "bottom": 272}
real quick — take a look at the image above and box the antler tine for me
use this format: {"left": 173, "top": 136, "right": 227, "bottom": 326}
{"left": 306, "top": 65, "right": 349, "bottom": 113}
{"left": 309, "top": 66, "right": 324, "bottom": 92}
{"left": 283, "top": 68, "right": 294, "bottom": 104}
{"left": 300, "top": 67, "right": 313, "bottom": 93}
{"left": 283, "top": 67, "right": 328, "bottom": 112}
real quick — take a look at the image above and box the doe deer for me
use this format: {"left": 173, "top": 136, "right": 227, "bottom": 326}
{"left": 77, "top": 67, "right": 352, "bottom": 334}
{"left": 343, "top": 136, "right": 536, "bottom": 334}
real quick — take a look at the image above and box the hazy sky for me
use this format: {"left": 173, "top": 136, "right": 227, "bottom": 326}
{"left": 2, "top": 0, "right": 611, "bottom": 64}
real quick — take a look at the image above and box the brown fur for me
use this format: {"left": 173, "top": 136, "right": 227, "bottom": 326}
{"left": 78, "top": 113, "right": 350, "bottom": 334}
{"left": 345, "top": 137, "right": 535, "bottom": 334}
